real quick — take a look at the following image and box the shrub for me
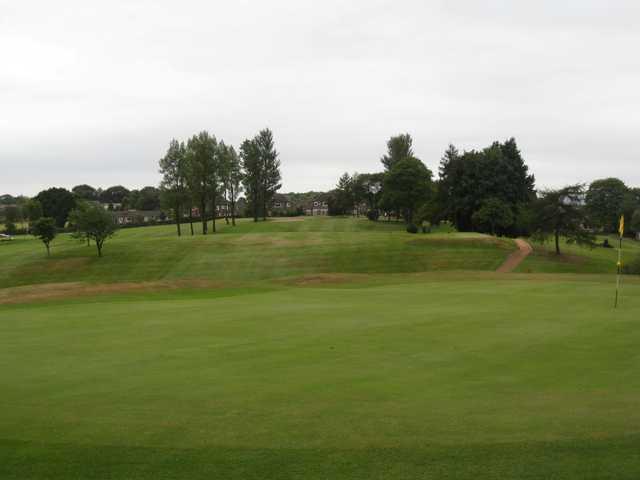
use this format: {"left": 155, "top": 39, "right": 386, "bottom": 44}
{"left": 421, "top": 221, "right": 431, "bottom": 233}
{"left": 367, "top": 210, "right": 380, "bottom": 221}
{"left": 3, "top": 222, "right": 17, "bottom": 235}
{"left": 622, "top": 256, "right": 640, "bottom": 275}
{"left": 437, "top": 220, "right": 457, "bottom": 234}
{"left": 406, "top": 223, "right": 418, "bottom": 234}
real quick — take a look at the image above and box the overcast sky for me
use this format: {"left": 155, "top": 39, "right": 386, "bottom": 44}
{"left": 1, "top": 0, "right": 639, "bottom": 196}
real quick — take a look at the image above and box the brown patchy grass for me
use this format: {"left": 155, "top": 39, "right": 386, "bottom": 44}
{"left": 0, "top": 279, "right": 227, "bottom": 305}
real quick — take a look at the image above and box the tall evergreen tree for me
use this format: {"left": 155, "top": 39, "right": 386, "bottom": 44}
{"left": 255, "top": 128, "right": 281, "bottom": 221}
{"left": 240, "top": 138, "right": 261, "bottom": 222}
{"left": 185, "top": 131, "right": 217, "bottom": 235}
{"left": 220, "top": 144, "right": 243, "bottom": 226}
{"left": 381, "top": 133, "right": 414, "bottom": 171}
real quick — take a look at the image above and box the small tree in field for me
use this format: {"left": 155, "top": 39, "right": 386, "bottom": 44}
{"left": 31, "top": 217, "right": 57, "bottom": 256}
{"left": 73, "top": 205, "right": 118, "bottom": 257}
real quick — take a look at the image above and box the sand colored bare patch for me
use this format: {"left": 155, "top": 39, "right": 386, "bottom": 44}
{"left": 269, "top": 217, "right": 305, "bottom": 223}
{"left": 279, "top": 273, "right": 370, "bottom": 287}
{"left": 497, "top": 239, "right": 533, "bottom": 273}
{"left": 0, "top": 279, "right": 226, "bottom": 305}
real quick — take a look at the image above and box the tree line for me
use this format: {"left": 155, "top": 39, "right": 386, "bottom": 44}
{"left": 330, "top": 133, "right": 640, "bottom": 254}
{"left": 158, "top": 127, "right": 281, "bottom": 236}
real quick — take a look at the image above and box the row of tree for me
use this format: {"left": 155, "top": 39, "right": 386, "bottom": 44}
{"left": 158, "top": 127, "right": 281, "bottom": 236}
{"left": 329, "top": 133, "right": 640, "bottom": 254}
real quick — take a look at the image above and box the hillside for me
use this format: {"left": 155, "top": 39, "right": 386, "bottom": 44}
{"left": 0, "top": 217, "right": 515, "bottom": 291}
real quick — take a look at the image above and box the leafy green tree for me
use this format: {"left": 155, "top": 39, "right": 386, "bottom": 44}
{"left": 382, "top": 158, "right": 433, "bottom": 224}
{"left": 23, "top": 199, "right": 43, "bottom": 233}
{"left": 3, "top": 205, "right": 20, "bottom": 224}
{"left": 100, "top": 185, "right": 130, "bottom": 206}
{"left": 159, "top": 139, "right": 188, "bottom": 236}
{"left": 35, "top": 187, "right": 76, "bottom": 228}
{"left": 72, "top": 184, "right": 98, "bottom": 201}
{"left": 219, "top": 143, "right": 243, "bottom": 226}
{"left": 185, "top": 131, "right": 217, "bottom": 234}
{"left": 530, "top": 185, "right": 595, "bottom": 255}
{"left": 630, "top": 209, "right": 640, "bottom": 236}
{"left": 71, "top": 205, "right": 118, "bottom": 257}
{"left": 381, "top": 133, "right": 414, "bottom": 171}
{"left": 241, "top": 138, "right": 262, "bottom": 222}
{"left": 471, "top": 198, "right": 515, "bottom": 235}
{"left": 586, "top": 178, "right": 629, "bottom": 233}
{"left": 31, "top": 217, "right": 57, "bottom": 256}
{"left": 255, "top": 128, "right": 281, "bottom": 221}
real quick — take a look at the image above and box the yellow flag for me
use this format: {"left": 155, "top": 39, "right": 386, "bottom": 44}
{"left": 619, "top": 215, "right": 625, "bottom": 238}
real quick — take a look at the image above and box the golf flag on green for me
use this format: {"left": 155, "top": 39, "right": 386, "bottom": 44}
{"left": 615, "top": 215, "right": 624, "bottom": 308}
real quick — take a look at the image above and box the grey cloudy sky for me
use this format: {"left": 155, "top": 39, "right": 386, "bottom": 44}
{"left": 1, "top": 0, "right": 639, "bottom": 196}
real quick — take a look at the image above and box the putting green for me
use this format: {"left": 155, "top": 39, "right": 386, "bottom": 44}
{"left": 1, "top": 275, "right": 639, "bottom": 479}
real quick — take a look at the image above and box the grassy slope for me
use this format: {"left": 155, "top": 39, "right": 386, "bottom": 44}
{"left": 517, "top": 235, "right": 640, "bottom": 274}
{"left": 0, "top": 217, "right": 514, "bottom": 289}
{"left": 1, "top": 277, "right": 639, "bottom": 479}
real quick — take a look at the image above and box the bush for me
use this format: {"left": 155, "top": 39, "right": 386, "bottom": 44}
{"left": 406, "top": 223, "right": 418, "bottom": 234}
{"left": 367, "top": 210, "right": 380, "bottom": 221}
{"left": 602, "top": 238, "right": 613, "bottom": 248}
{"left": 4, "top": 222, "right": 17, "bottom": 235}
{"left": 622, "top": 256, "right": 640, "bottom": 275}
{"left": 421, "top": 221, "right": 431, "bottom": 233}
{"left": 436, "top": 220, "right": 457, "bottom": 234}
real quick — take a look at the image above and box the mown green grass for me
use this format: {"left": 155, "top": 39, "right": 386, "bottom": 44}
{"left": 1, "top": 276, "right": 639, "bottom": 479}
{"left": 0, "top": 217, "right": 513, "bottom": 288}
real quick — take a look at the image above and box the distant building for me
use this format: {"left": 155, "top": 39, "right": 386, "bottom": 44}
{"left": 112, "top": 210, "right": 164, "bottom": 225}
{"left": 305, "top": 194, "right": 329, "bottom": 216}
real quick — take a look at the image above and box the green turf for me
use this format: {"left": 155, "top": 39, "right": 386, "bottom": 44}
{"left": 1, "top": 276, "right": 639, "bottom": 479}
{"left": 0, "top": 217, "right": 514, "bottom": 288}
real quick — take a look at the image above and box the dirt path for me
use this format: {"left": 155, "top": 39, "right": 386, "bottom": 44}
{"left": 496, "top": 239, "right": 533, "bottom": 273}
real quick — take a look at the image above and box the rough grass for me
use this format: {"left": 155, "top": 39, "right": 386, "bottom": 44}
{"left": 1, "top": 277, "right": 639, "bottom": 479}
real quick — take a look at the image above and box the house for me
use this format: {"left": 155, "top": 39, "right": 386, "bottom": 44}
{"left": 112, "top": 210, "right": 164, "bottom": 225}
{"left": 305, "top": 194, "right": 329, "bottom": 216}
{"left": 270, "top": 193, "right": 298, "bottom": 216}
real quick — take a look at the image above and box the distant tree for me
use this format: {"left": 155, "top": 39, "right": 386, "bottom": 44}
{"left": 219, "top": 143, "right": 243, "bottom": 226}
{"left": 255, "top": 128, "right": 281, "bottom": 221}
{"left": 381, "top": 133, "right": 415, "bottom": 171}
{"left": 334, "top": 173, "right": 354, "bottom": 215}
{"left": 100, "top": 185, "right": 130, "bottom": 206}
{"left": 472, "top": 198, "right": 515, "bottom": 235}
{"left": 136, "top": 186, "right": 162, "bottom": 211}
{"left": 159, "top": 139, "right": 188, "bottom": 236}
{"left": 241, "top": 138, "right": 261, "bottom": 222}
{"left": 530, "top": 185, "right": 595, "bottom": 255}
{"left": 586, "top": 178, "right": 628, "bottom": 233}
{"left": 23, "top": 199, "right": 43, "bottom": 233}
{"left": 72, "top": 205, "right": 118, "bottom": 257}
{"left": 3, "top": 205, "right": 20, "bottom": 224}
{"left": 31, "top": 217, "right": 57, "bottom": 256}
{"left": 35, "top": 187, "right": 76, "bottom": 228}
{"left": 382, "top": 158, "right": 433, "bottom": 224}
{"left": 72, "top": 184, "right": 98, "bottom": 201}
{"left": 629, "top": 209, "right": 640, "bottom": 236}
{"left": 185, "top": 131, "right": 217, "bottom": 234}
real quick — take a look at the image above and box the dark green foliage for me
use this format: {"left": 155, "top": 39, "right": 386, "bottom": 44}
{"left": 35, "top": 187, "right": 76, "bottom": 227}
{"left": 630, "top": 209, "right": 640, "bottom": 235}
{"left": 72, "top": 184, "right": 98, "bottom": 201}
{"left": 70, "top": 205, "right": 118, "bottom": 257}
{"left": 100, "top": 185, "right": 130, "bottom": 205}
{"left": 4, "top": 222, "right": 17, "bottom": 235}
{"left": 31, "top": 217, "right": 57, "bottom": 256}
{"left": 185, "top": 131, "right": 217, "bottom": 234}
{"left": 241, "top": 128, "right": 281, "bottom": 222}
{"left": 472, "top": 198, "right": 515, "bottom": 235}
{"left": 382, "top": 157, "right": 433, "bottom": 224}
{"left": 530, "top": 185, "right": 595, "bottom": 255}
{"left": 159, "top": 139, "right": 189, "bottom": 236}
{"left": 219, "top": 143, "right": 243, "bottom": 226}
{"left": 585, "top": 178, "right": 628, "bottom": 233}
{"left": 381, "top": 133, "right": 415, "bottom": 171}
{"left": 367, "top": 209, "right": 379, "bottom": 221}
{"left": 406, "top": 223, "right": 418, "bottom": 233}
{"left": 438, "top": 138, "right": 535, "bottom": 233}
{"left": 622, "top": 256, "right": 640, "bottom": 274}
{"left": 240, "top": 138, "right": 261, "bottom": 222}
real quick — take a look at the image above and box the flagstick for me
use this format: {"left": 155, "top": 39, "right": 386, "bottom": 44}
{"left": 615, "top": 236, "right": 622, "bottom": 308}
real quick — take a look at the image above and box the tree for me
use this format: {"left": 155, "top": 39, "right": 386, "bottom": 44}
{"left": 530, "top": 185, "right": 595, "bottom": 255}
{"left": 72, "top": 184, "right": 98, "bottom": 201}
{"left": 471, "top": 198, "right": 515, "bottom": 235}
{"left": 100, "top": 185, "right": 130, "bottom": 206}
{"left": 35, "top": 187, "right": 76, "bottom": 228}
{"left": 31, "top": 217, "right": 57, "bottom": 256}
{"left": 381, "top": 133, "right": 414, "bottom": 171}
{"left": 23, "top": 199, "right": 43, "bottom": 233}
{"left": 382, "top": 158, "right": 433, "bottom": 224}
{"left": 631, "top": 209, "right": 640, "bottom": 236}
{"left": 437, "top": 138, "right": 535, "bottom": 233}
{"left": 586, "top": 178, "right": 628, "bottom": 233}
{"left": 220, "top": 143, "right": 243, "bottom": 226}
{"left": 71, "top": 205, "right": 118, "bottom": 257}
{"left": 255, "top": 128, "right": 281, "bottom": 221}
{"left": 185, "top": 131, "right": 217, "bottom": 234}
{"left": 159, "top": 139, "right": 188, "bottom": 236}
{"left": 334, "top": 173, "right": 354, "bottom": 215}
{"left": 241, "top": 138, "right": 261, "bottom": 222}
